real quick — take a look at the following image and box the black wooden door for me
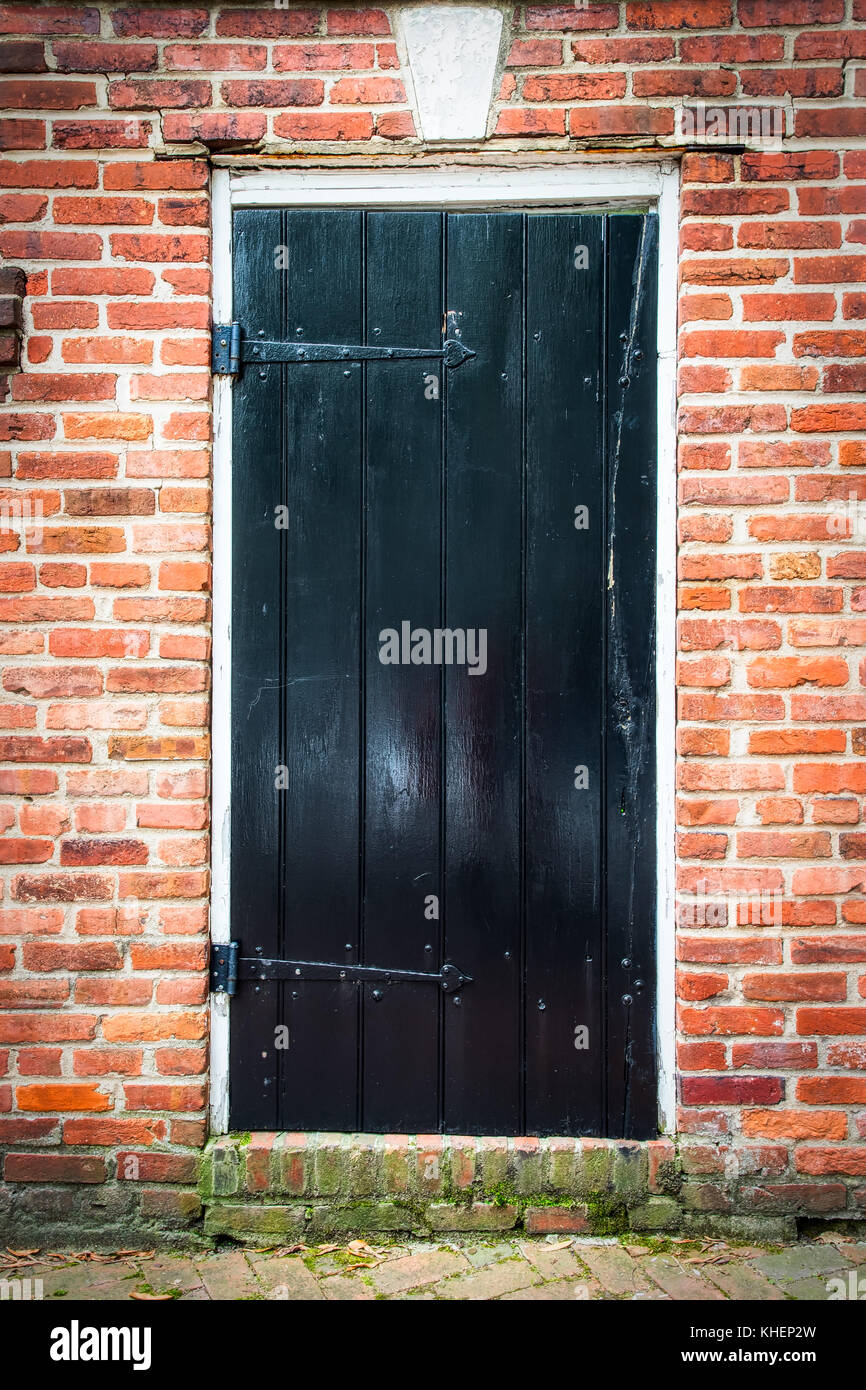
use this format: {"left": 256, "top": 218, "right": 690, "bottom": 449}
{"left": 228, "top": 209, "right": 657, "bottom": 1138}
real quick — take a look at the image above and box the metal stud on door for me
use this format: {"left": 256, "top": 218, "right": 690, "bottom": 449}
{"left": 223, "top": 209, "right": 658, "bottom": 1137}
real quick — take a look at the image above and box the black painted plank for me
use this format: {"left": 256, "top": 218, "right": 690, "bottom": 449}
{"left": 604, "top": 213, "right": 659, "bottom": 1140}
{"left": 273, "top": 209, "right": 365, "bottom": 1131}
{"left": 361, "top": 212, "right": 443, "bottom": 1131}
{"left": 524, "top": 214, "right": 606, "bottom": 1136}
{"left": 442, "top": 212, "right": 524, "bottom": 1134}
{"left": 229, "top": 207, "right": 284, "bottom": 1130}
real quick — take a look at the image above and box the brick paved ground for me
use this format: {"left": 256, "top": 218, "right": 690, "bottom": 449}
{"left": 5, "top": 1233, "right": 865, "bottom": 1301}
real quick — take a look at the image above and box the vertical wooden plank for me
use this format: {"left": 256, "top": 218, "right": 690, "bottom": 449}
{"left": 361, "top": 211, "right": 443, "bottom": 1131}
{"left": 524, "top": 214, "right": 606, "bottom": 1136}
{"left": 442, "top": 212, "right": 524, "bottom": 1134}
{"left": 605, "top": 213, "right": 659, "bottom": 1139}
{"left": 229, "top": 209, "right": 284, "bottom": 1129}
{"left": 277, "top": 209, "right": 364, "bottom": 1130}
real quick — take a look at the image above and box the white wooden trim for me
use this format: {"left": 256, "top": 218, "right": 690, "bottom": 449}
{"left": 209, "top": 159, "right": 679, "bottom": 1137}
{"left": 655, "top": 166, "right": 679, "bottom": 1135}
{"left": 209, "top": 167, "right": 232, "bottom": 1135}
{"left": 229, "top": 163, "right": 665, "bottom": 210}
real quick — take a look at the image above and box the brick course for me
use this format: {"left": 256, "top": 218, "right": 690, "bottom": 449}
{"left": 1, "top": 0, "right": 866, "bottom": 1241}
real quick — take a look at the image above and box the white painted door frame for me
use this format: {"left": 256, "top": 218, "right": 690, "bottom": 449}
{"left": 210, "top": 159, "right": 679, "bottom": 1135}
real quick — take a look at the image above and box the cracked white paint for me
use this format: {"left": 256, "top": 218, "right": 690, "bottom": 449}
{"left": 398, "top": 5, "right": 504, "bottom": 142}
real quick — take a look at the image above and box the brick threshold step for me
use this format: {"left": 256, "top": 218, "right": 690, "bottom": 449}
{"left": 199, "top": 1133, "right": 819, "bottom": 1243}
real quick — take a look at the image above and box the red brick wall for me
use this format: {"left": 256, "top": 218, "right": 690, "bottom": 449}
{"left": 1, "top": 0, "right": 866, "bottom": 1237}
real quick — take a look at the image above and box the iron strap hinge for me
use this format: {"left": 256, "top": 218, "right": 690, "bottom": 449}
{"left": 212, "top": 322, "right": 241, "bottom": 376}
{"left": 211, "top": 942, "right": 471, "bottom": 997}
{"left": 211, "top": 941, "right": 239, "bottom": 995}
{"left": 211, "top": 322, "right": 476, "bottom": 379}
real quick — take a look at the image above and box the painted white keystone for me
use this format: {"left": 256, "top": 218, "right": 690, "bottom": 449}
{"left": 399, "top": 5, "right": 504, "bottom": 142}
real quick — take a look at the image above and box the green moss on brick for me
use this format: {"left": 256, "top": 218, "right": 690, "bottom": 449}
{"left": 584, "top": 1196, "right": 629, "bottom": 1236}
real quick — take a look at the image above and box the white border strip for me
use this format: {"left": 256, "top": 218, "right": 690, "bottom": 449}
{"left": 209, "top": 167, "right": 232, "bottom": 1135}
{"left": 229, "top": 163, "right": 665, "bottom": 209}
{"left": 210, "top": 160, "right": 680, "bottom": 1136}
{"left": 655, "top": 166, "right": 679, "bottom": 1136}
